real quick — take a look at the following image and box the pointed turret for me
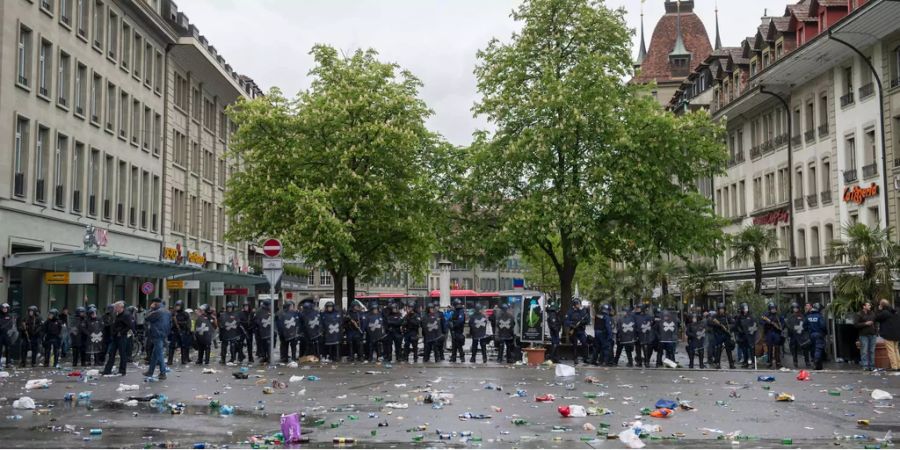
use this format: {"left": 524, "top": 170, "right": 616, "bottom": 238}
{"left": 714, "top": 2, "right": 722, "bottom": 50}
{"left": 635, "top": 5, "right": 648, "bottom": 68}
{"left": 669, "top": 0, "right": 690, "bottom": 59}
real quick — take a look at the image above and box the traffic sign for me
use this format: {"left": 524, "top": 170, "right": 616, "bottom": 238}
{"left": 263, "top": 268, "right": 283, "bottom": 288}
{"left": 262, "top": 239, "right": 282, "bottom": 257}
{"left": 141, "top": 282, "right": 155, "bottom": 295}
{"left": 262, "top": 258, "right": 283, "bottom": 270}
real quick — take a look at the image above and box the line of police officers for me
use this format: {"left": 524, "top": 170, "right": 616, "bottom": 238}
{"left": 544, "top": 299, "right": 828, "bottom": 370}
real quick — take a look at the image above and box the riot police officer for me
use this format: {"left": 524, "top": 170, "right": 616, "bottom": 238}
{"left": 449, "top": 299, "right": 467, "bottom": 363}
{"left": 70, "top": 306, "right": 86, "bottom": 367}
{"left": 366, "top": 302, "right": 386, "bottom": 362}
{"left": 254, "top": 300, "right": 273, "bottom": 364}
{"left": 565, "top": 299, "right": 590, "bottom": 365}
{"left": 762, "top": 302, "right": 785, "bottom": 369}
{"left": 81, "top": 307, "right": 104, "bottom": 366}
{"left": 238, "top": 302, "right": 255, "bottom": 363}
{"left": 321, "top": 301, "right": 342, "bottom": 362}
{"left": 345, "top": 301, "right": 366, "bottom": 362}
{"left": 301, "top": 301, "right": 322, "bottom": 358}
{"left": 545, "top": 303, "right": 562, "bottom": 363}
{"left": 656, "top": 308, "right": 679, "bottom": 366}
{"left": 495, "top": 303, "right": 516, "bottom": 363}
{"left": 194, "top": 304, "right": 214, "bottom": 365}
{"left": 219, "top": 302, "right": 242, "bottom": 364}
{"left": 634, "top": 304, "right": 653, "bottom": 367}
{"left": 805, "top": 302, "right": 827, "bottom": 370}
{"left": 0, "top": 303, "right": 15, "bottom": 368}
{"left": 168, "top": 300, "right": 192, "bottom": 365}
{"left": 277, "top": 301, "right": 300, "bottom": 363}
{"left": 616, "top": 306, "right": 637, "bottom": 367}
{"left": 710, "top": 304, "right": 736, "bottom": 369}
{"left": 402, "top": 302, "right": 421, "bottom": 363}
{"left": 785, "top": 302, "right": 811, "bottom": 368}
{"left": 736, "top": 303, "right": 758, "bottom": 368}
{"left": 18, "top": 305, "right": 42, "bottom": 367}
{"left": 42, "top": 308, "right": 63, "bottom": 367}
{"left": 468, "top": 303, "right": 489, "bottom": 363}
{"left": 422, "top": 303, "right": 443, "bottom": 362}
{"left": 384, "top": 303, "right": 404, "bottom": 363}
{"left": 686, "top": 312, "right": 706, "bottom": 369}
{"left": 591, "top": 304, "right": 613, "bottom": 366}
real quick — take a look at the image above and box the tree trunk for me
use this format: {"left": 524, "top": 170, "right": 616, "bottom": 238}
{"left": 558, "top": 257, "right": 577, "bottom": 316}
{"left": 753, "top": 254, "right": 763, "bottom": 294}
{"left": 331, "top": 269, "right": 344, "bottom": 311}
{"left": 346, "top": 275, "right": 356, "bottom": 312}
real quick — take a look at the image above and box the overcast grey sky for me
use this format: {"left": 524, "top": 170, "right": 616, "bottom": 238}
{"left": 181, "top": 0, "right": 789, "bottom": 145}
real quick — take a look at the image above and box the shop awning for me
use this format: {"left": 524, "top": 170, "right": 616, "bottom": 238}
{"left": 4, "top": 251, "right": 194, "bottom": 278}
{"left": 171, "top": 269, "right": 265, "bottom": 286}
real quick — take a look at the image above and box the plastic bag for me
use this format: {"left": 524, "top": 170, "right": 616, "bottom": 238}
{"left": 286, "top": 361, "right": 298, "bottom": 368}
{"left": 280, "top": 412, "right": 302, "bottom": 443}
{"left": 568, "top": 405, "right": 587, "bottom": 417}
{"left": 655, "top": 399, "right": 677, "bottom": 409}
{"left": 872, "top": 389, "right": 893, "bottom": 400}
{"left": 555, "top": 364, "right": 576, "bottom": 378}
{"left": 650, "top": 408, "right": 674, "bottom": 418}
{"left": 0, "top": 371, "right": 10, "bottom": 378}
{"left": 776, "top": 392, "right": 795, "bottom": 402}
{"left": 116, "top": 384, "right": 139, "bottom": 392}
{"left": 619, "top": 427, "right": 646, "bottom": 449}
{"left": 662, "top": 357, "right": 678, "bottom": 368}
{"left": 25, "top": 379, "right": 51, "bottom": 389}
{"left": 289, "top": 375, "right": 304, "bottom": 383}
{"left": 13, "top": 397, "right": 35, "bottom": 409}
{"left": 796, "top": 370, "right": 810, "bottom": 381}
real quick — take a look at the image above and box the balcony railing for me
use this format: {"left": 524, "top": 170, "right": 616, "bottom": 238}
{"left": 840, "top": 91, "right": 855, "bottom": 107}
{"left": 734, "top": 150, "right": 745, "bottom": 163}
{"left": 762, "top": 140, "right": 775, "bottom": 154}
{"left": 13, "top": 173, "right": 25, "bottom": 197}
{"left": 809, "top": 256, "right": 821, "bottom": 266}
{"left": 795, "top": 257, "right": 808, "bottom": 267}
{"left": 774, "top": 133, "right": 788, "bottom": 147}
{"left": 804, "top": 129, "right": 816, "bottom": 143}
{"left": 806, "top": 193, "right": 818, "bottom": 207}
{"left": 794, "top": 197, "right": 805, "bottom": 209}
{"left": 818, "top": 124, "right": 829, "bottom": 138}
{"left": 821, "top": 190, "right": 832, "bottom": 205}
{"left": 862, "top": 163, "right": 878, "bottom": 178}
{"left": 825, "top": 255, "right": 836, "bottom": 265}
{"left": 843, "top": 169, "right": 858, "bottom": 183}
{"left": 750, "top": 146, "right": 762, "bottom": 159}
{"left": 859, "top": 83, "right": 875, "bottom": 99}
{"left": 791, "top": 135, "right": 802, "bottom": 147}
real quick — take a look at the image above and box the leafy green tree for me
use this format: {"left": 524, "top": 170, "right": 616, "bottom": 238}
{"left": 729, "top": 225, "right": 782, "bottom": 295}
{"left": 225, "top": 46, "right": 445, "bottom": 308}
{"left": 829, "top": 224, "right": 894, "bottom": 318}
{"left": 681, "top": 260, "right": 717, "bottom": 309}
{"left": 464, "top": 0, "right": 727, "bottom": 311}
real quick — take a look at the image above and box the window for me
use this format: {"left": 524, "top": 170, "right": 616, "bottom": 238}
{"left": 92, "top": 0, "right": 104, "bottom": 50}
{"left": 810, "top": 227, "right": 820, "bottom": 262}
{"left": 204, "top": 150, "right": 214, "bottom": 180}
{"left": 795, "top": 169, "right": 804, "bottom": 200}
{"left": 152, "top": 113, "right": 162, "bottom": 155}
{"left": 88, "top": 149, "right": 99, "bottom": 215}
{"left": 60, "top": 0, "right": 73, "bottom": 26}
{"left": 822, "top": 159, "right": 831, "bottom": 194}
{"left": 144, "top": 42, "right": 152, "bottom": 85}
{"left": 76, "top": 0, "right": 87, "bottom": 38}
{"left": 320, "top": 269, "right": 333, "bottom": 286}
{"left": 130, "top": 166, "right": 138, "bottom": 226}
{"left": 218, "top": 159, "right": 226, "bottom": 188}
{"left": 753, "top": 177, "right": 762, "bottom": 210}
{"left": 74, "top": 63, "right": 86, "bottom": 115}
{"left": 846, "top": 136, "right": 857, "bottom": 170}
{"left": 203, "top": 98, "right": 215, "bottom": 130}
{"left": 121, "top": 22, "right": 131, "bottom": 70}
{"left": 219, "top": 111, "right": 228, "bottom": 140}
{"left": 217, "top": 207, "right": 225, "bottom": 242}
{"left": 844, "top": 66, "right": 854, "bottom": 94}
{"left": 119, "top": 90, "right": 128, "bottom": 138}
{"left": 142, "top": 106, "right": 151, "bottom": 150}
{"left": 90, "top": 72, "right": 102, "bottom": 123}
{"left": 864, "top": 128, "right": 877, "bottom": 166}
{"left": 806, "top": 101, "right": 815, "bottom": 135}
{"left": 105, "top": 82, "right": 115, "bottom": 131}
{"left": 38, "top": 40, "right": 52, "bottom": 98}
{"left": 13, "top": 117, "right": 30, "bottom": 198}
{"left": 57, "top": 51, "right": 70, "bottom": 107}
{"left": 188, "top": 195, "right": 197, "bottom": 236}
{"left": 174, "top": 72, "right": 188, "bottom": 110}
{"left": 307, "top": 270, "right": 316, "bottom": 286}
{"left": 151, "top": 175, "right": 160, "bottom": 231}
{"left": 173, "top": 130, "right": 187, "bottom": 166}
{"left": 192, "top": 87, "right": 201, "bottom": 121}
{"left": 54, "top": 133, "right": 68, "bottom": 208}
{"left": 35, "top": 126, "right": 50, "bottom": 203}
{"left": 765, "top": 172, "right": 776, "bottom": 206}
{"left": 103, "top": 155, "right": 113, "bottom": 219}
{"left": 72, "top": 142, "right": 84, "bottom": 212}
{"left": 808, "top": 164, "right": 817, "bottom": 198}
{"left": 17, "top": 25, "right": 33, "bottom": 88}
{"left": 140, "top": 171, "right": 149, "bottom": 229}
{"left": 107, "top": 11, "right": 118, "bottom": 60}
{"left": 172, "top": 188, "right": 185, "bottom": 233}
{"left": 739, "top": 180, "right": 746, "bottom": 215}
{"left": 819, "top": 95, "right": 828, "bottom": 133}
{"left": 154, "top": 51, "right": 163, "bottom": 92}
{"left": 869, "top": 206, "right": 880, "bottom": 228}
{"left": 132, "top": 33, "right": 142, "bottom": 79}
{"left": 796, "top": 229, "right": 807, "bottom": 263}
{"left": 117, "top": 161, "right": 127, "bottom": 223}
{"left": 778, "top": 168, "right": 790, "bottom": 203}
{"left": 131, "top": 99, "right": 140, "bottom": 145}
{"left": 202, "top": 201, "right": 213, "bottom": 239}
{"left": 792, "top": 108, "right": 801, "bottom": 137}
{"left": 191, "top": 141, "right": 200, "bottom": 173}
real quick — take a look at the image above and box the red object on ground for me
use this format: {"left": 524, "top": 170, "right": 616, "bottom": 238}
{"left": 557, "top": 405, "right": 571, "bottom": 417}
{"left": 67, "top": 371, "right": 81, "bottom": 377}
{"left": 536, "top": 394, "right": 556, "bottom": 402}
{"left": 796, "top": 370, "right": 811, "bottom": 381}
{"left": 650, "top": 408, "right": 674, "bottom": 418}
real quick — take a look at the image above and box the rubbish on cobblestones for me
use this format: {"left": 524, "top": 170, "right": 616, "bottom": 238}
{"left": 306, "top": 375, "right": 320, "bottom": 381}
{"left": 781, "top": 438, "right": 793, "bottom": 445}
{"left": 333, "top": 437, "right": 355, "bottom": 444}
{"left": 586, "top": 406, "right": 614, "bottom": 416}
{"left": 828, "top": 390, "right": 841, "bottom": 396}
{"left": 25, "top": 379, "right": 51, "bottom": 389}
{"left": 459, "top": 412, "right": 491, "bottom": 420}
{"left": 858, "top": 419, "right": 871, "bottom": 426}
{"left": 78, "top": 391, "right": 93, "bottom": 400}
{"left": 872, "top": 389, "right": 893, "bottom": 400}
{"left": 262, "top": 387, "right": 274, "bottom": 394}
{"left": 649, "top": 408, "right": 674, "bottom": 418}
{"left": 514, "top": 388, "right": 527, "bottom": 397}
{"left": 66, "top": 371, "right": 80, "bottom": 377}
{"left": 584, "top": 376, "right": 601, "bottom": 384}
{"left": 384, "top": 402, "right": 408, "bottom": 409}
{"left": 271, "top": 380, "right": 287, "bottom": 389}
{"left": 491, "top": 405, "right": 503, "bottom": 412}
{"left": 512, "top": 418, "right": 528, "bottom": 425}
{"left": 483, "top": 383, "right": 501, "bottom": 390}
{"left": 655, "top": 399, "right": 677, "bottom": 409}
{"left": 12, "top": 397, "right": 35, "bottom": 409}
{"left": 298, "top": 355, "right": 319, "bottom": 363}
{"left": 83, "top": 369, "right": 100, "bottom": 380}
{"left": 662, "top": 358, "right": 678, "bottom": 368}
{"left": 583, "top": 423, "right": 596, "bottom": 431}
{"left": 619, "top": 421, "right": 647, "bottom": 449}
{"left": 280, "top": 412, "right": 303, "bottom": 443}
{"left": 89, "top": 428, "right": 102, "bottom": 435}
{"left": 796, "top": 370, "right": 811, "bottom": 381}
{"left": 124, "top": 400, "right": 139, "bottom": 407}
{"left": 555, "top": 364, "right": 576, "bottom": 378}
{"left": 286, "top": 362, "right": 298, "bottom": 368}
{"left": 201, "top": 368, "right": 218, "bottom": 374}
{"left": 219, "top": 405, "right": 234, "bottom": 416}
{"left": 288, "top": 375, "right": 304, "bottom": 383}
{"left": 232, "top": 371, "right": 248, "bottom": 380}
{"left": 6, "top": 415, "right": 23, "bottom": 420}
{"left": 558, "top": 405, "right": 587, "bottom": 417}
{"left": 116, "top": 384, "right": 139, "bottom": 392}
{"left": 757, "top": 376, "right": 775, "bottom": 382}
{"left": 678, "top": 400, "right": 695, "bottom": 411}
{"left": 535, "top": 394, "right": 555, "bottom": 402}
{"left": 776, "top": 393, "right": 795, "bottom": 402}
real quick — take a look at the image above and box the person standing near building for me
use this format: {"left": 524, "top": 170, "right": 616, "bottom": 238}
{"left": 366, "top": 302, "right": 386, "bottom": 362}
{"left": 194, "top": 305, "right": 213, "bottom": 365}
{"left": 545, "top": 303, "right": 561, "bottom": 363}
{"left": 634, "top": 304, "right": 653, "bottom": 367}
{"left": 18, "top": 306, "right": 42, "bottom": 367}
{"left": 81, "top": 307, "right": 104, "bottom": 366}
{"left": 101, "top": 301, "right": 131, "bottom": 376}
{"left": 69, "top": 307, "right": 86, "bottom": 367}
{"left": 321, "top": 301, "right": 342, "bottom": 363}
{"left": 468, "top": 303, "right": 489, "bottom": 363}
{"left": 591, "top": 303, "right": 613, "bottom": 366}
{"left": 655, "top": 307, "right": 679, "bottom": 367}
{"left": 239, "top": 302, "right": 255, "bottom": 363}
{"left": 301, "top": 301, "right": 322, "bottom": 358}
{"left": 276, "top": 301, "right": 299, "bottom": 363}
{"left": 686, "top": 312, "right": 705, "bottom": 369}
{"left": 761, "top": 302, "right": 785, "bottom": 369}
{"left": 59, "top": 307, "right": 70, "bottom": 360}
{"left": 402, "top": 302, "right": 421, "bottom": 363}
{"left": 218, "top": 302, "right": 242, "bottom": 364}
{"left": 856, "top": 301, "right": 877, "bottom": 371}
{"left": 616, "top": 306, "right": 637, "bottom": 367}
{"left": 255, "top": 300, "right": 273, "bottom": 365}
{"left": 41, "top": 309, "right": 63, "bottom": 368}
{"left": 449, "top": 300, "right": 467, "bottom": 363}
{"left": 384, "top": 303, "right": 404, "bottom": 363}
{"left": 422, "top": 303, "right": 442, "bottom": 363}
{"left": 875, "top": 299, "right": 900, "bottom": 371}
{"left": 0, "top": 303, "right": 17, "bottom": 368}
{"left": 143, "top": 299, "right": 170, "bottom": 380}
{"left": 494, "top": 303, "right": 516, "bottom": 364}
{"left": 805, "top": 303, "right": 827, "bottom": 370}
{"left": 566, "top": 300, "right": 590, "bottom": 365}
{"left": 785, "top": 303, "right": 811, "bottom": 368}
{"left": 344, "top": 301, "right": 365, "bottom": 362}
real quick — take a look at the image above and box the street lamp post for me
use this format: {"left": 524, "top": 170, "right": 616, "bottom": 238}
{"left": 438, "top": 259, "right": 452, "bottom": 308}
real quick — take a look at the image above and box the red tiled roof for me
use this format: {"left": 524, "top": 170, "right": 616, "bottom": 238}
{"left": 632, "top": 7, "right": 712, "bottom": 84}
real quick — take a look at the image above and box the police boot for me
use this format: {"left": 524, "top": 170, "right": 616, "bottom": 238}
{"left": 726, "top": 351, "right": 736, "bottom": 370}
{"left": 793, "top": 356, "right": 799, "bottom": 368}
{"left": 698, "top": 350, "right": 706, "bottom": 369}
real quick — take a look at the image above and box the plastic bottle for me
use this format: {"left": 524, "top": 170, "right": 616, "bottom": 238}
{"left": 64, "top": 393, "right": 75, "bottom": 401}
{"left": 460, "top": 431, "right": 472, "bottom": 437}
{"left": 193, "top": 443, "right": 207, "bottom": 449}
{"left": 782, "top": 438, "right": 793, "bottom": 445}
{"left": 412, "top": 434, "right": 424, "bottom": 442}
{"left": 219, "top": 405, "right": 234, "bottom": 416}
{"left": 512, "top": 418, "right": 528, "bottom": 425}
{"left": 828, "top": 390, "right": 841, "bottom": 396}
{"left": 90, "top": 429, "right": 103, "bottom": 435}
{"left": 583, "top": 392, "right": 598, "bottom": 398}
{"left": 307, "top": 375, "right": 320, "bottom": 381}
{"left": 333, "top": 437, "right": 355, "bottom": 444}
{"left": 757, "top": 376, "right": 775, "bottom": 382}
{"left": 78, "top": 391, "right": 93, "bottom": 400}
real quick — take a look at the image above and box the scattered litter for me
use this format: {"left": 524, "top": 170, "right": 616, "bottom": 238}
{"left": 662, "top": 357, "right": 678, "bottom": 368}
{"left": 650, "top": 408, "right": 674, "bottom": 418}
{"left": 124, "top": 400, "right": 139, "bottom": 407}
{"left": 655, "top": 399, "right": 677, "bottom": 409}
{"left": 288, "top": 376, "right": 304, "bottom": 383}
{"left": 0, "top": 371, "right": 9, "bottom": 378}
{"left": 555, "top": 364, "right": 576, "bottom": 378}
{"left": 776, "top": 393, "right": 795, "bottom": 402}
{"left": 286, "top": 362, "right": 298, "bottom": 368}
{"left": 619, "top": 421, "right": 647, "bottom": 449}
{"left": 306, "top": 375, "right": 320, "bottom": 381}
{"left": 796, "top": 370, "right": 810, "bottom": 381}
{"left": 116, "top": 384, "right": 139, "bottom": 392}
{"left": 535, "top": 394, "right": 556, "bottom": 402}
{"left": 262, "top": 387, "right": 274, "bottom": 394}
{"left": 558, "top": 405, "right": 587, "bottom": 417}
{"left": 25, "top": 379, "right": 51, "bottom": 390}
{"left": 232, "top": 372, "right": 249, "bottom": 380}
{"left": 271, "top": 380, "right": 287, "bottom": 389}
{"left": 459, "top": 412, "right": 491, "bottom": 420}
{"left": 281, "top": 412, "right": 302, "bottom": 443}
{"left": 757, "top": 376, "right": 775, "bottom": 382}
{"left": 583, "top": 423, "right": 596, "bottom": 431}
{"left": 298, "top": 355, "right": 319, "bottom": 363}
{"left": 384, "top": 402, "right": 408, "bottom": 409}
{"left": 584, "top": 376, "right": 601, "bottom": 384}
{"left": 12, "top": 397, "right": 35, "bottom": 409}
{"left": 872, "top": 389, "right": 893, "bottom": 400}
{"left": 201, "top": 368, "right": 219, "bottom": 374}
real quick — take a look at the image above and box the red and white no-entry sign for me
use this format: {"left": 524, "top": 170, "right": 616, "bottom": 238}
{"left": 262, "top": 238, "right": 282, "bottom": 257}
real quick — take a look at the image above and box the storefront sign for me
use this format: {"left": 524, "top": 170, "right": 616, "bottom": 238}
{"left": 209, "top": 282, "right": 225, "bottom": 296}
{"left": 162, "top": 245, "right": 180, "bottom": 263}
{"left": 44, "top": 272, "right": 94, "bottom": 285}
{"left": 224, "top": 287, "right": 249, "bottom": 296}
{"left": 753, "top": 209, "right": 790, "bottom": 226}
{"left": 843, "top": 183, "right": 879, "bottom": 205}
{"left": 186, "top": 251, "right": 206, "bottom": 268}
{"left": 166, "top": 279, "right": 200, "bottom": 290}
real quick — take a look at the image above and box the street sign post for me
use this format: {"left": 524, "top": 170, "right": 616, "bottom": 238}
{"left": 141, "top": 281, "right": 155, "bottom": 307}
{"left": 261, "top": 238, "right": 283, "bottom": 368}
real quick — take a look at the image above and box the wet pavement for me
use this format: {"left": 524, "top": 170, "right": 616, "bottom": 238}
{"left": 0, "top": 356, "right": 898, "bottom": 449}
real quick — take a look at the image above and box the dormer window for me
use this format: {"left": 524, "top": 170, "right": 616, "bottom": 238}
{"left": 762, "top": 51, "right": 770, "bottom": 68}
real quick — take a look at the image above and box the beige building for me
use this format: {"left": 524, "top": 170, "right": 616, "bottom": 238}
{"left": 0, "top": 0, "right": 261, "bottom": 314}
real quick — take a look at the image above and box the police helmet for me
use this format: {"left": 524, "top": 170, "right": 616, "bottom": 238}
{"left": 1, "top": 303, "right": 9, "bottom": 309}
{"left": 717, "top": 303, "right": 726, "bottom": 311}
{"left": 768, "top": 302, "right": 777, "bottom": 310}
{"left": 600, "top": 304, "right": 610, "bottom": 313}
{"left": 572, "top": 298, "right": 581, "bottom": 307}
{"left": 389, "top": 302, "right": 399, "bottom": 311}
{"left": 75, "top": 306, "right": 85, "bottom": 314}
{"left": 260, "top": 299, "right": 270, "bottom": 308}
{"left": 367, "top": 302, "right": 378, "bottom": 311}
{"left": 474, "top": 303, "right": 483, "bottom": 312}
{"left": 546, "top": 303, "right": 557, "bottom": 312}
{"left": 709, "top": 310, "right": 717, "bottom": 318}
{"left": 452, "top": 299, "right": 463, "bottom": 308}
{"left": 127, "top": 305, "right": 137, "bottom": 312}
{"left": 49, "top": 308, "right": 59, "bottom": 316}
{"left": 740, "top": 302, "right": 749, "bottom": 312}
{"left": 87, "top": 306, "right": 97, "bottom": 314}
{"left": 791, "top": 302, "right": 799, "bottom": 311}
{"left": 325, "top": 301, "right": 335, "bottom": 309}
{"left": 812, "top": 303, "right": 821, "bottom": 312}
{"left": 175, "top": 300, "right": 184, "bottom": 308}
{"left": 226, "top": 301, "right": 236, "bottom": 309}
{"left": 633, "top": 304, "right": 643, "bottom": 312}
{"left": 106, "top": 304, "right": 114, "bottom": 311}
{"left": 28, "top": 305, "right": 38, "bottom": 312}
{"left": 499, "top": 303, "right": 509, "bottom": 311}
{"left": 199, "top": 304, "right": 209, "bottom": 312}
